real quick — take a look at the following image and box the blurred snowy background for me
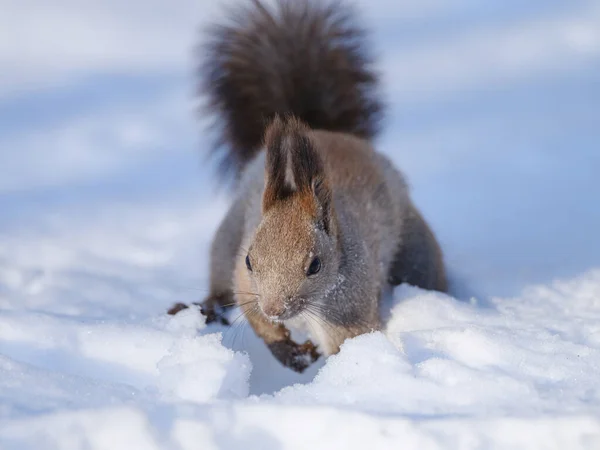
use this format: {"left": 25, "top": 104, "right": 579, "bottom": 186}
{"left": 1, "top": 1, "right": 599, "bottom": 448}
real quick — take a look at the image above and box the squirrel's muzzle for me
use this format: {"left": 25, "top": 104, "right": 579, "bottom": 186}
{"left": 260, "top": 296, "right": 303, "bottom": 321}
{"left": 260, "top": 298, "right": 286, "bottom": 321}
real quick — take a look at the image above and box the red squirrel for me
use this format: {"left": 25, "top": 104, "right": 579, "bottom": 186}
{"left": 168, "top": 0, "right": 447, "bottom": 372}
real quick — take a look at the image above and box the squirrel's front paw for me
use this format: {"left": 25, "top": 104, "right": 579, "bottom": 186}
{"left": 167, "top": 293, "right": 231, "bottom": 326}
{"left": 268, "top": 338, "right": 321, "bottom": 373}
{"left": 199, "top": 301, "right": 230, "bottom": 326}
{"left": 167, "top": 302, "right": 198, "bottom": 315}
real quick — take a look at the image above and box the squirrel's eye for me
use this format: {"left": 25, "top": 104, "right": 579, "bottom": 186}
{"left": 307, "top": 257, "right": 321, "bottom": 276}
{"left": 245, "top": 254, "right": 252, "bottom": 272}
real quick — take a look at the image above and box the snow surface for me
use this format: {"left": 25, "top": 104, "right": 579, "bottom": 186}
{"left": 2, "top": 0, "right": 600, "bottom": 448}
{"left": 1, "top": 203, "right": 599, "bottom": 449}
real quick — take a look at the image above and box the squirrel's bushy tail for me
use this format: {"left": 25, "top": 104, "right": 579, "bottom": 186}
{"left": 199, "top": 0, "right": 384, "bottom": 177}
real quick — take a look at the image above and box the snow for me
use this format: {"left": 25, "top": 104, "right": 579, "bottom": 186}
{"left": 1, "top": 220, "right": 600, "bottom": 449}
{"left": 2, "top": 0, "right": 600, "bottom": 448}
{"left": 275, "top": 280, "right": 600, "bottom": 416}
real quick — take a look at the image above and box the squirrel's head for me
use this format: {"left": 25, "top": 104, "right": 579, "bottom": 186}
{"left": 245, "top": 117, "right": 340, "bottom": 322}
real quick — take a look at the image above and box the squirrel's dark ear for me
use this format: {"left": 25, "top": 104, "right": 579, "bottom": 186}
{"left": 262, "top": 116, "right": 294, "bottom": 212}
{"left": 288, "top": 123, "right": 333, "bottom": 233}
{"left": 262, "top": 117, "right": 333, "bottom": 232}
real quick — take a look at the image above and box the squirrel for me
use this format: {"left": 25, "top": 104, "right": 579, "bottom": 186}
{"left": 168, "top": 0, "right": 448, "bottom": 373}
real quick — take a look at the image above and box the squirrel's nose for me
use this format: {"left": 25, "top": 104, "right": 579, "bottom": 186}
{"left": 261, "top": 299, "right": 286, "bottom": 320}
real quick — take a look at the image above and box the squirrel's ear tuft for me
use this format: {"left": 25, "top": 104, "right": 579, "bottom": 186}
{"left": 262, "top": 116, "right": 294, "bottom": 212}
{"left": 262, "top": 117, "right": 333, "bottom": 232}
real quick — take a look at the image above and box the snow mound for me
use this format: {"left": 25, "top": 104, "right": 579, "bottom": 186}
{"left": 273, "top": 274, "right": 600, "bottom": 418}
{"left": 157, "top": 329, "right": 251, "bottom": 402}
{"left": 0, "top": 306, "right": 250, "bottom": 419}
